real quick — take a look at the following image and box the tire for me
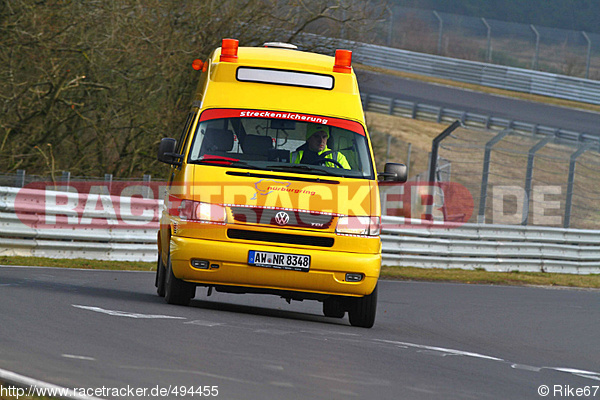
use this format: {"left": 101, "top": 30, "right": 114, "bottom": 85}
{"left": 323, "top": 297, "right": 346, "bottom": 318}
{"left": 164, "top": 255, "right": 195, "bottom": 306}
{"left": 155, "top": 253, "right": 166, "bottom": 297}
{"left": 348, "top": 285, "right": 378, "bottom": 328}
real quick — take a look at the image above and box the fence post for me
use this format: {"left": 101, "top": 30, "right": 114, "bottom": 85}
{"left": 143, "top": 174, "right": 152, "bottom": 199}
{"left": 428, "top": 120, "right": 461, "bottom": 185}
{"left": 105, "top": 173, "right": 113, "bottom": 194}
{"left": 385, "top": 134, "right": 392, "bottom": 164}
{"left": 564, "top": 142, "right": 594, "bottom": 228}
{"left": 433, "top": 11, "right": 443, "bottom": 55}
{"left": 481, "top": 18, "right": 492, "bottom": 62}
{"left": 530, "top": 25, "right": 540, "bottom": 70}
{"left": 15, "top": 170, "right": 26, "bottom": 188}
{"left": 386, "top": 5, "right": 394, "bottom": 47}
{"left": 582, "top": 31, "right": 591, "bottom": 80}
{"left": 522, "top": 135, "right": 553, "bottom": 225}
{"left": 427, "top": 120, "right": 461, "bottom": 220}
{"left": 406, "top": 143, "right": 412, "bottom": 177}
{"left": 478, "top": 128, "right": 512, "bottom": 223}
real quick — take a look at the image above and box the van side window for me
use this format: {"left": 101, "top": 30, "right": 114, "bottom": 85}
{"left": 176, "top": 113, "right": 196, "bottom": 155}
{"left": 167, "top": 113, "right": 196, "bottom": 186}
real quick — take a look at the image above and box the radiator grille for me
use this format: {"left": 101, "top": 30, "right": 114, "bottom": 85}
{"left": 230, "top": 207, "right": 333, "bottom": 229}
{"left": 227, "top": 229, "right": 334, "bottom": 247}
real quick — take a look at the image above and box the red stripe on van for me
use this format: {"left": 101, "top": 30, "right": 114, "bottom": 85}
{"left": 199, "top": 108, "right": 365, "bottom": 136}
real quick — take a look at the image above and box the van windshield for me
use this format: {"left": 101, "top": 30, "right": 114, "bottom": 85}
{"left": 188, "top": 109, "right": 374, "bottom": 179}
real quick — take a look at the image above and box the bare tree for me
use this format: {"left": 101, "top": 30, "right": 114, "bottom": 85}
{"left": 0, "top": 0, "right": 384, "bottom": 178}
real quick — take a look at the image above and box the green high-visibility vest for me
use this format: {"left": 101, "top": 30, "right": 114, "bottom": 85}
{"left": 291, "top": 148, "right": 350, "bottom": 169}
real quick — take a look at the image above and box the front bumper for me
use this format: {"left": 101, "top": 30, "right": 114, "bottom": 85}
{"left": 169, "top": 235, "right": 380, "bottom": 297}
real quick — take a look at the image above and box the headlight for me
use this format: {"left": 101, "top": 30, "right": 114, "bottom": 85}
{"left": 336, "top": 216, "right": 380, "bottom": 236}
{"left": 179, "top": 200, "right": 226, "bottom": 223}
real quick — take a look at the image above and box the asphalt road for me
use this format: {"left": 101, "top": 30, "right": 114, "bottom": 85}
{"left": 356, "top": 69, "right": 600, "bottom": 137}
{"left": 1, "top": 266, "right": 599, "bottom": 399}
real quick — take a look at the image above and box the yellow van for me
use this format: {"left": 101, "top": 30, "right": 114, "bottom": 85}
{"left": 156, "top": 39, "right": 406, "bottom": 328}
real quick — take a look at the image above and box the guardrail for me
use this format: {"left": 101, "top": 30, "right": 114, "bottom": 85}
{"left": 0, "top": 187, "right": 158, "bottom": 262}
{"left": 352, "top": 42, "right": 600, "bottom": 106}
{"left": 381, "top": 216, "right": 600, "bottom": 274}
{"left": 1, "top": 187, "right": 598, "bottom": 274}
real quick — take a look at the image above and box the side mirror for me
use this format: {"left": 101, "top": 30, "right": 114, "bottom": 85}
{"left": 157, "top": 138, "right": 182, "bottom": 166}
{"left": 378, "top": 163, "right": 407, "bottom": 182}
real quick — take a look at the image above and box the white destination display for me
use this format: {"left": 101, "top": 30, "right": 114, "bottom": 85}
{"left": 237, "top": 67, "right": 334, "bottom": 90}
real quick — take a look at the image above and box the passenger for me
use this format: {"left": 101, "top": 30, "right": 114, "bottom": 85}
{"left": 291, "top": 124, "right": 350, "bottom": 169}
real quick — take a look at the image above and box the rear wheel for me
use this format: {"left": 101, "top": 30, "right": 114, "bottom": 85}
{"left": 164, "top": 255, "right": 195, "bottom": 306}
{"left": 322, "top": 297, "right": 346, "bottom": 318}
{"left": 348, "top": 285, "right": 378, "bottom": 328}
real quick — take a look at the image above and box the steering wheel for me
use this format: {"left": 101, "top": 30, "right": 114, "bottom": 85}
{"left": 314, "top": 156, "right": 344, "bottom": 169}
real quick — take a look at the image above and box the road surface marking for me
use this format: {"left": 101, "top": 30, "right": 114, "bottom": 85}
{"left": 72, "top": 305, "right": 186, "bottom": 319}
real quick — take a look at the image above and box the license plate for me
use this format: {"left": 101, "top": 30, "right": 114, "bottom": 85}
{"left": 248, "top": 250, "right": 310, "bottom": 272}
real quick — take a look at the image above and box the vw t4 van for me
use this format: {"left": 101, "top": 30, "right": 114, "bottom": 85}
{"left": 156, "top": 39, "right": 406, "bottom": 328}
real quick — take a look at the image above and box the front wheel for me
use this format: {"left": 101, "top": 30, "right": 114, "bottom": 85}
{"left": 155, "top": 253, "right": 166, "bottom": 297}
{"left": 164, "top": 255, "right": 195, "bottom": 306}
{"left": 348, "top": 285, "right": 378, "bottom": 328}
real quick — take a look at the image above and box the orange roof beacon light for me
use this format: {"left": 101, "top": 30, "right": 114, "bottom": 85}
{"left": 192, "top": 59, "right": 204, "bottom": 71}
{"left": 333, "top": 50, "right": 352, "bottom": 74}
{"left": 333, "top": 49, "right": 352, "bottom": 73}
{"left": 220, "top": 38, "right": 239, "bottom": 62}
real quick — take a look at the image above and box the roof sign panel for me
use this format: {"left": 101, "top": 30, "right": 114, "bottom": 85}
{"left": 236, "top": 67, "right": 334, "bottom": 90}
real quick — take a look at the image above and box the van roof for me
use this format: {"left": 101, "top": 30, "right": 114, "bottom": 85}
{"left": 219, "top": 46, "right": 341, "bottom": 72}
{"left": 194, "top": 45, "right": 365, "bottom": 123}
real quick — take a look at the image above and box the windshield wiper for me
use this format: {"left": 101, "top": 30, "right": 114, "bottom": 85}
{"left": 196, "top": 156, "right": 273, "bottom": 171}
{"left": 266, "top": 164, "right": 332, "bottom": 175}
{"left": 196, "top": 156, "right": 250, "bottom": 166}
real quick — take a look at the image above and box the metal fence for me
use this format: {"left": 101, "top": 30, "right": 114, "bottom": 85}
{"left": 0, "top": 170, "right": 157, "bottom": 189}
{"left": 370, "top": 6, "right": 600, "bottom": 80}
{"left": 363, "top": 93, "right": 600, "bottom": 231}
{"left": 432, "top": 123, "right": 600, "bottom": 230}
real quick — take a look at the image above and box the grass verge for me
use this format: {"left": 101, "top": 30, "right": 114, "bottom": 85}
{"left": 381, "top": 265, "right": 600, "bottom": 289}
{"left": 1, "top": 256, "right": 598, "bottom": 289}
{"left": 0, "top": 256, "right": 154, "bottom": 272}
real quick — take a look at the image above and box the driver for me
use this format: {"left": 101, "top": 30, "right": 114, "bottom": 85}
{"left": 291, "top": 124, "right": 350, "bottom": 169}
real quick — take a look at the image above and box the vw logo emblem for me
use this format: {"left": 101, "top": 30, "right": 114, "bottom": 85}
{"left": 274, "top": 211, "right": 290, "bottom": 226}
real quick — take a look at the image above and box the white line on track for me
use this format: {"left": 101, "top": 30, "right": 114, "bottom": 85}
{"left": 62, "top": 354, "right": 97, "bottom": 361}
{"left": 374, "top": 339, "right": 600, "bottom": 382}
{"left": 72, "top": 305, "right": 187, "bottom": 319}
{"left": 375, "top": 339, "right": 504, "bottom": 361}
